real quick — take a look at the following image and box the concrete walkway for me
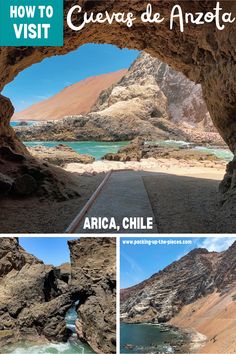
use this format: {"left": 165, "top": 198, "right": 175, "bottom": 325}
{"left": 74, "top": 170, "right": 158, "bottom": 233}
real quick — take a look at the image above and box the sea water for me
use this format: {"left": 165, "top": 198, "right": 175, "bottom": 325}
{"left": 120, "top": 323, "right": 185, "bottom": 354}
{"left": 23, "top": 139, "right": 233, "bottom": 162}
{"left": 150, "top": 139, "right": 233, "bottom": 162}
{"left": 24, "top": 141, "right": 129, "bottom": 160}
{"left": 11, "top": 121, "right": 38, "bottom": 127}
{"left": 5, "top": 306, "right": 95, "bottom": 354}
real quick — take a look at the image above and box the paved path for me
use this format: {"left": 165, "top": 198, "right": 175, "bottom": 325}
{"left": 73, "top": 170, "right": 158, "bottom": 233}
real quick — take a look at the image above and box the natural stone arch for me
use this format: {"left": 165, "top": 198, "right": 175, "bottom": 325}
{"left": 0, "top": 0, "right": 235, "bottom": 154}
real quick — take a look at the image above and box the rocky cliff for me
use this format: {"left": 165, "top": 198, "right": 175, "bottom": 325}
{"left": 0, "top": 238, "right": 72, "bottom": 345}
{"left": 69, "top": 237, "right": 116, "bottom": 354}
{"left": 0, "top": 237, "right": 116, "bottom": 353}
{"left": 93, "top": 52, "right": 213, "bottom": 131}
{"left": 16, "top": 53, "right": 216, "bottom": 143}
{"left": 121, "top": 241, "right": 236, "bottom": 324}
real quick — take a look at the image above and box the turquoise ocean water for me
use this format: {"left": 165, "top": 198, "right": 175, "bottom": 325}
{"left": 120, "top": 323, "right": 185, "bottom": 354}
{"left": 24, "top": 140, "right": 233, "bottom": 162}
{"left": 11, "top": 121, "right": 37, "bottom": 127}
{"left": 24, "top": 141, "right": 129, "bottom": 160}
{"left": 151, "top": 139, "right": 233, "bottom": 162}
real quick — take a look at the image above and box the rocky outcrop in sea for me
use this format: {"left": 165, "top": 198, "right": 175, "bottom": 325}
{"left": 29, "top": 144, "right": 95, "bottom": 167}
{"left": 104, "top": 138, "right": 221, "bottom": 163}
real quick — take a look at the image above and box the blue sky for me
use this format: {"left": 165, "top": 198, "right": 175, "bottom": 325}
{"left": 120, "top": 237, "right": 236, "bottom": 289}
{"left": 19, "top": 237, "right": 78, "bottom": 266}
{"left": 3, "top": 44, "right": 139, "bottom": 112}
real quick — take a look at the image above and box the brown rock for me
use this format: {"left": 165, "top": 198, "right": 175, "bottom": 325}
{"left": 0, "top": 238, "right": 116, "bottom": 353}
{"left": 13, "top": 174, "right": 38, "bottom": 196}
{"left": 28, "top": 144, "right": 95, "bottom": 167}
{"left": 121, "top": 242, "right": 236, "bottom": 323}
{"left": 69, "top": 237, "right": 116, "bottom": 354}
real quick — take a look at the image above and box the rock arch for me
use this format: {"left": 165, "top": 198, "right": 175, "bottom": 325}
{"left": 0, "top": 0, "right": 235, "bottom": 154}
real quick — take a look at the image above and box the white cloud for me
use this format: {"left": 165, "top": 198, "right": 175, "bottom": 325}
{"left": 196, "top": 237, "right": 236, "bottom": 252}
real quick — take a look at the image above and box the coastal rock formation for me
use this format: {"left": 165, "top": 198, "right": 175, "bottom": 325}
{"left": 13, "top": 70, "right": 127, "bottom": 121}
{"left": 15, "top": 53, "right": 216, "bottom": 143}
{"left": 93, "top": 52, "right": 213, "bottom": 131}
{"left": 69, "top": 237, "right": 116, "bottom": 354}
{"left": 121, "top": 241, "right": 236, "bottom": 323}
{"left": 0, "top": 238, "right": 116, "bottom": 353}
{"left": 0, "top": 238, "right": 72, "bottom": 345}
{"left": 29, "top": 144, "right": 95, "bottom": 167}
{"left": 104, "top": 138, "right": 221, "bottom": 162}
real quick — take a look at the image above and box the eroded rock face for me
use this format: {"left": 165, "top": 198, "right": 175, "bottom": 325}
{"left": 68, "top": 237, "right": 116, "bottom": 354}
{"left": 0, "top": 238, "right": 116, "bottom": 353}
{"left": 0, "top": 238, "right": 72, "bottom": 344}
{"left": 93, "top": 52, "right": 213, "bottom": 131}
{"left": 121, "top": 241, "right": 236, "bottom": 323}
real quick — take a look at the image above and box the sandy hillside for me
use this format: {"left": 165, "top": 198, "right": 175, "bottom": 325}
{"left": 170, "top": 289, "right": 236, "bottom": 354}
{"left": 13, "top": 69, "right": 127, "bottom": 121}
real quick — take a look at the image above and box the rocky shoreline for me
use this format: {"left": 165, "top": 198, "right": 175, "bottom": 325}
{"left": 23, "top": 138, "right": 227, "bottom": 170}
{"left": 28, "top": 144, "right": 95, "bottom": 167}
{"left": 121, "top": 322, "right": 201, "bottom": 354}
{"left": 103, "top": 138, "right": 225, "bottom": 163}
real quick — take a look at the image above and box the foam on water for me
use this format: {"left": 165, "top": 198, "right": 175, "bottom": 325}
{"left": 6, "top": 342, "right": 78, "bottom": 354}
{"left": 6, "top": 340, "right": 95, "bottom": 354}
{"left": 6, "top": 302, "right": 94, "bottom": 354}
{"left": 149, "top": 140, "right": 233, "bottom": 162}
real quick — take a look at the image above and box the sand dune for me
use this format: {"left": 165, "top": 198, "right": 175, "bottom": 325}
{"left": 170, "top": 289, "right": 236, "bottom": 353}
{"left": 13, "top": 70, "right": 127, "bottom": 121}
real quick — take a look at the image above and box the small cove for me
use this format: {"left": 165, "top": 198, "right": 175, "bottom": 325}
{"left": 120, "top": 323, "right": 189, "bottom": 354}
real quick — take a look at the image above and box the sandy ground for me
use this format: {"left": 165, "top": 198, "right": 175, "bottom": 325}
{"left": 170, "top": 288, "right": 236, "bottom": 354}
{"left": 0, "top": 158, "right": 225, "bottom": 233}
{"left": 0, "top": 173, "right": 104, "bottom": 233}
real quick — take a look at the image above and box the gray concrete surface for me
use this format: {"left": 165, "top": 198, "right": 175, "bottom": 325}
{"left": 74, "top": 170, "right": 158, "bottom": 233}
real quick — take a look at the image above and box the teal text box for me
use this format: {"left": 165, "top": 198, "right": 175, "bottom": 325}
{"left": 0, "top": 0, "right": 63, "bottom": 46}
